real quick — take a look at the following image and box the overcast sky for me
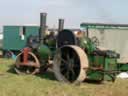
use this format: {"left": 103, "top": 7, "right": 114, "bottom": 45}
{"left": 0, "top": 0, "right": 128, "bottom": 31}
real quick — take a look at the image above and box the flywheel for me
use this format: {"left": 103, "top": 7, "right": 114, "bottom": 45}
{"left": 53, "top": 45, "right": 89, "bottom": 83}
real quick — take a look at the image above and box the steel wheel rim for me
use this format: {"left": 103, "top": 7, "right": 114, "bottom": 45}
{"left": 14, "top": 52, "right": 40, "bottom": 75}
{"left": 53, "top": 45, "right": 89, "bottom": 83}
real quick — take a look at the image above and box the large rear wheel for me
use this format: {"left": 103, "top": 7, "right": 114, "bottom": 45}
{"left": 53, "top": 45, "right": 89, "bottom": 83}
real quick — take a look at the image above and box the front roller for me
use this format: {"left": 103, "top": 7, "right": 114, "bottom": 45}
{"left": 53, "top": 45, "right": 89, "bottom": 83}
{"left": 14, "top": 48, "right": 40, "bottom": 75}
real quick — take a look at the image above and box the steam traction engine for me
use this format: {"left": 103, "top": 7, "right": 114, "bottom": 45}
{"left": 14, "top": 13, "right": 120, "bottom": 83}
{"left": 14, "top": 13, "right": 56, "bottom": 75}
{"left": 53, "top": 29, "right": 119, "bottom": 83}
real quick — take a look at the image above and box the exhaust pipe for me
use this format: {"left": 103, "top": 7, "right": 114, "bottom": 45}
{"left": 58, "top": 19, "right": 64, "bottom": 32}
{"left": 40, "top": 13, "right": 47, "bottom": 44}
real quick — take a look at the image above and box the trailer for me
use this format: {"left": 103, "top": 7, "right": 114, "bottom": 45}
{"left": 3, "top": 26, "right": 39, "bottom": 57}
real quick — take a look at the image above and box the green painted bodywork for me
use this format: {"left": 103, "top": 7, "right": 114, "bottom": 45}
{"left": 3, "top": 26, "right": 39, "bottom": 51}
{"left": 80, "top": 37, "right": 96, "bottom": 54}
{"left": 87, "top": 56, "right": 117, "bottom": 81}
{"left": 80, "top": 23, "right": 128, "bottom": 81}
{"left": 44, "top": 36, "right": 56, "bottom": 58}
{"left": 80, "top": 36, "right": 118, "bottom": 81}
{"left": 37, "top": 45, "right": 51, "bottom": 59}
{"left": 117, "top": 63, "right": 128, "bottom": 71}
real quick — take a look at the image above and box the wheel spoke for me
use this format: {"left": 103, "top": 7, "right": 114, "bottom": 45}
{"left": 65, "top": 70, "right": 70, "bottom": 80}
{"left": 66, "top": 54, "right": 70, "bottom": 62}
{"left": 60, "top": 65, "right": 67, "bottom": 73}
{"left": 70, "top": 68, "right": 76, "bottom": 80}
{"left": 61, "top": 58, "right": 69, "bottom": 64}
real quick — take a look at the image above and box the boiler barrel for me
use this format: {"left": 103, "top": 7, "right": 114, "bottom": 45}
{"left": 38, "top": 45, "right": 51, "bottom": 59}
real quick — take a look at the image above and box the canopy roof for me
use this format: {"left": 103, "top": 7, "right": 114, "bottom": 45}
{"left": 80, "top": 23, "right": 128, "bottom": 29}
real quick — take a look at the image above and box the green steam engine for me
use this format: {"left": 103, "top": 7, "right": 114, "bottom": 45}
{"left": 14, "top": 13, "right": 121, "bottom": 83}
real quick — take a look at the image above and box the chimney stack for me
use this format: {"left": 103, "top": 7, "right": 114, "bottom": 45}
{"left": 58, "top": 19, "right": 64, "bottom": 32}
{"left": 40, "top": 13, "right": 47, "bottom": 44}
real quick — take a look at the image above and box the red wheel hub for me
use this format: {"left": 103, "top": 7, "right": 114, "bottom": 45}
{"left": 22, "top": 47, "right": 31, "bottom": 64}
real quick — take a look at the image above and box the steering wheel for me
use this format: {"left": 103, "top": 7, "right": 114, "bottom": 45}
{"left": 91, "top": 36, "right": 100, "bottom": 46}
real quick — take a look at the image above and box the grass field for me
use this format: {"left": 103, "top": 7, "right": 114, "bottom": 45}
{"left": 0, "top": 58, "right": 128, "bottom": 96}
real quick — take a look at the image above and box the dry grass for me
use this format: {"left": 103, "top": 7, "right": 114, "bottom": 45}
{"left": 0, "top": 58, "right": 128, "bottom": 96}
